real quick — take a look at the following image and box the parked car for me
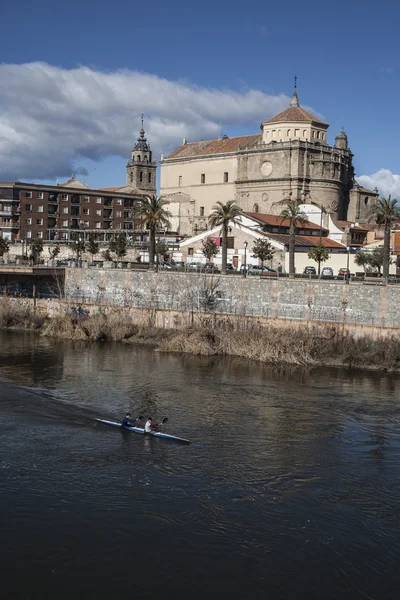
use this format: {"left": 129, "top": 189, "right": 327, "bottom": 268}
{"left": 201, "top": 263, "right": 220, "bottom": 274}
{"left": 321, "top": 267, "right": 334, "bottom": 277}
{"left": 241, "top": 265, "right": 276, "bottom": 275}
{"left": 225, "top": 264, "right": 235, "bottom": 272}
{"left": 338, "top": 268, "right": 350, "bottom": 277}
{"left": 303, "top": 266, "right": 316, "bottom": 275}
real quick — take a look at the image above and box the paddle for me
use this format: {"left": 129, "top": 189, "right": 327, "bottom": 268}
{"left": 151, "top": 417, "right": 168, "bottom": 431}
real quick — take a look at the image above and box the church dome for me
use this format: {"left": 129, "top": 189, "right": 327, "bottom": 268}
{"left": 335, "top": 129, "right": 348, "bottom": 149}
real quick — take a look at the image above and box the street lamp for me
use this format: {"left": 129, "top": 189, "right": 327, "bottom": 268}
{"left": 243, "top": 241, "right": 248, "bottom": 278}
{"left": 346, "top": 246, "right": 350, "bottom": 284}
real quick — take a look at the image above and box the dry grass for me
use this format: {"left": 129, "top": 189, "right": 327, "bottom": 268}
{"left": 0, "top": 297, "right": 45, "bottom": 329}
{"left": 158, "top": 321, "right": 400, "bottom": 371}
{"left": 41, "top": 311, "right": 140, "bottom": 341}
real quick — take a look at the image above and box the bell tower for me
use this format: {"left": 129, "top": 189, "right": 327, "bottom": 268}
{"left": 126, "top": 115, "right": 157, "bottom": 192}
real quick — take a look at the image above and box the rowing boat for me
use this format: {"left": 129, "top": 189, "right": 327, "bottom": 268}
{"left": 95, "top": 418, "right": 190, "bottom": 444}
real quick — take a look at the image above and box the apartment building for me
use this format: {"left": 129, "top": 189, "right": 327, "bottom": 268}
{"left": 0, "top": 119, "right": 157, "bottom": 242}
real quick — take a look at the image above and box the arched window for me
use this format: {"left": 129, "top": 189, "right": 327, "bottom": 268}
{"left": 253, "top": 203, "right": 259, "bottom": 213}
{"left": 136, "top": 155, "right": 140, "bottom": 162}
{"left": 130, "top": 172, "right": 133, "bottom": 183}
{"left": 364, "top": 197, "right": 369, "bottom": 206}
{"left": 303, "top": 129, "right": 307, "bottom": 137}
{"left": 148, "top": 172, "right": 152, "bottom": 183}
{"left": 287, "top": 129, "right": 291, "bottom": 136}
{"left": 139, "top": 171, "right": 143, "bottom": 183}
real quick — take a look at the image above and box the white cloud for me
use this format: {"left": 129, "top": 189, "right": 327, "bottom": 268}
{"left": 0, "top": 62, "right": 292, "bottom": 182}
{"left": 357, "top": 169, "right": 400, "bottom": 200}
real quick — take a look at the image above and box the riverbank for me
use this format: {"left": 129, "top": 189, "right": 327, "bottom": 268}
{"left": 1, "top": 297, "right": 399, "bottom": 372}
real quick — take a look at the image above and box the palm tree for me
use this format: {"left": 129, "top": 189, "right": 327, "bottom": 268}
{"left": 137, "top": 196, "right": 171, "bottom": 269}
{"left": 368, "top": 195, "right": 400, "bottom": 280}
{"left": 277, "top": 198, "right": 307, "bottom": 277}
{"left": 208, "top": 200, "right": 242, "bottom": 274}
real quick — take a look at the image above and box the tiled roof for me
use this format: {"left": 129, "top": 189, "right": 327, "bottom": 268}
{"left": 96, "top": 185, "right": 146, "bottom": 195}
{"left": 262, "top": 106, "right": 328, "bottom": 126}
{"left": 266, "top": 232, "right": 345, "bottom": 249}
{"left": 165, "top": 134, "right": 261, "bottom": 159}
{"left": 245, "top": 212, "right": 327, "bottom": 231}
{"left": 60, "top": 177, "right": 89, "bottom": 189}
{"left": 335, "top": 220, "right": 370, "bottom": 232}
{"left": 356, "top": 186, "right": 379, "bottom": 195}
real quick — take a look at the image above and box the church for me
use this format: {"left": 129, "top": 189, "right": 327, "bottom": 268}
{"left": 160, "top": 84, "right": 378, "bottom": 237}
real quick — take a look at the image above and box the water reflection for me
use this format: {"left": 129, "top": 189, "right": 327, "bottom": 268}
{"left": 1, "top": 331, "right": 400, "bottom": 600}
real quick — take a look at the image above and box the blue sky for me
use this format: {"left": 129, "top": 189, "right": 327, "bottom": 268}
{"left": 1, "top": 0, "right": 399, "bottom": 195}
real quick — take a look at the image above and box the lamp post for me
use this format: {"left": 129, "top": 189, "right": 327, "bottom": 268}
{"left": 243, "top": 241, "right": 248, "bottom": 278}
{"left": 346, "top": 246, "right": 350, "bottom": 284}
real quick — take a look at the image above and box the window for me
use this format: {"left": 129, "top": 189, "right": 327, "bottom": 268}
{"left": 139, "top": 171, "right": 143, "bottom": 183}
{"left": 188, "top": 248, "right": 194, "bottom": 256}
{"left": 179, "top": 175, "right": 182, "bottom": 187}
{"left": 25, "top": 204, "right": 32, "bottom": 211}
{"left": 62, "top": 207, "right": 69, "bottom": 214}
{"left": 295, "top": 129, "right": 299, "bottom": 137}
{"left": 62, "top": 220, "right": 68, "bottom": 227}
{"left": 83, "top": 196, "right": 89, "bottom": 203}
{"left": 200, "top": 207, "right": 205, "bottom": 217}
{"left": 115, "top": 223, "right": 121, "bottom": 229}
{"left": 37, "top": 232, "right": 43, "bottom": 239}
{"left": 116, "top": 199, "right": 122, "bottom": 205}
{"left": 136, "top": 155, "right": 140, "bottom": 162}
{"left": 272, "top": 130, "right": 275, "bottom": 138}
{"left": 61, "top": 194, "right": 68, "bottom": 200}
{"left": 96, "top": 222, "right": 102, "bottom": 229}
{"left": 61, "top": 232, "right": 68, "bottom": 240}
{"left": 84, "top": 221, "right": 89, "bottom": 228}
{"left": 96, "top": 209, "right": 101, "bottom": 216}
{"left": 227, "top": 237, "right": 234, "bottom": 249}
{"left": 37, "top": 205, "right": 44, "bottom": 212}
{"left": 130, "top": 172, "right": 134, "bottom": 183}
{"left": 25, "top": 218, "right": 32, "bottom": 225}
{"left": 303, "top": 129, "right": 307, "bottom": 137}
{"left": 364, "top": 197, "right": 369, "bottom": 206}
{"left": 26, "top": 231, "right": 32, "bottom": 239}
{"left": 83, "top": 208, "right": 89, "bottom": 215}
{"left": 253, "top": 203, "right": 259, "bottom": 213}
{"left": 224, "top": 172, "right": 228, "bottom": 183}
{"left": 25, "top": 191, "right": 32, "bottom": 198}
{"left": 287, "top": 129, "right": 291, "bottom": 136}
{"left": 96, "top": 197, "right": 102, "bottom": 204}
{"left": 37, "top": 192, "right": 43, "bottom": 200}
{"left": 116, "top": 211, "right": 122, "bottom": 217}
{"left": 148, "top": 173, "right": 152, "bottom": 183}
{"left": 201, "top": 174, "right": 205, "bottom": 184}
{"left": 36, "top": 219, "right": 43, "bottom": 225}
{"left": 317, "top": 131, "right": 320, "bottom": 139}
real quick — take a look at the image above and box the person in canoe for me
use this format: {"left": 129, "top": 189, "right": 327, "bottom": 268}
{"left": 122, "top": 413, "right": 142, "bottom": 427}
{"left": 144, "top": 416, "right": 167, "bottom": 433}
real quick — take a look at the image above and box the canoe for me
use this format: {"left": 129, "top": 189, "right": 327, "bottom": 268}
{"left": 95, "top": 418, "right": 190, "bottom": 444}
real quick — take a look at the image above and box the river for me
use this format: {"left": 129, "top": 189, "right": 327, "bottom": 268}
{"left": 1, "top": 331, "right": 400, "bottom": 599}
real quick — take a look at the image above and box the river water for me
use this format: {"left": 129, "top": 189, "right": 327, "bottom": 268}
{"left": 1, "top": 331, "right": 400, "bottom": 599}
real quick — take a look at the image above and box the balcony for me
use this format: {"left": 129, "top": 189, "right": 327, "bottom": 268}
{"left": 71, "top": 195, "right": 80, "bottom": 205}
{"left": 48, "top": 194, "right": 59, "bottom": 204}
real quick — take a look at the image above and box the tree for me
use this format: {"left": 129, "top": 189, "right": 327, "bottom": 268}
{"left": 137, "top": 195, "right": 171, "bottom": 269}
{"left": 307, "top": 244, "right": 330, "bottom": 276}
{"left": 354, "top": 249, "right": 371, "bottom": 274}
{"left": 87, "top": 234, "right": 99, "bottom": 264}
{"left": 109, "top": 233, "right": 127, "bottom": 259}
{"left": 201, "top": 237, "right": 219, "bottom": 262}
{"left": 208, "top": 200, "right": 242, "bottom": 274}
{"left": 102, "top": 249, "right": 113, "bottom": 261}
{"left": 0, "top": 238, "right": 9, "bottom": 258}
{"left": 276, "top": 198, "right": 307, "bottom": 277}
{"left": 251, "top": 239, "right": 275, "bottom": 268}
{"left": 368, "top": 195, "right": 400, "bottom": 280}
{"left": 69, "top": 234, "right": 85, "bottom": 263}
{"left": 369, "top": 246, "right": 385, "bottom": 274}
{"left": 29, "top": 239, "right": 44, "bottom": 264}
{"left": 49, "top": 246, "right": 60, "bottom": 260}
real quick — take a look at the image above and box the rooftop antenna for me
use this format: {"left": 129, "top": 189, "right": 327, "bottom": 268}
{"left": 294, "top": 74, "right": 297, "bottom": 89}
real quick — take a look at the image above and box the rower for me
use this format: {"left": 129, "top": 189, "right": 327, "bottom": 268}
{"left": 145, "top": 416, "right": 160, "bottom": 433}
{"left": 122, "top": 413, "right": 142, "bottom": 427}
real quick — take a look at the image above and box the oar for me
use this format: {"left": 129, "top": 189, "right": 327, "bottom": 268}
{"left": 153, "top": 417, "right": 168, "bottom": 431}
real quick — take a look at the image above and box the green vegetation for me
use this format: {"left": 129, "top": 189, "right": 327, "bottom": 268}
{"left": 109, "top": 233, "right": 127, "bottom": 259}
{"left": 87, "top": 234, "right": 99, "bottom": 262}
{"left": 307, "top": 244, "right": 330, "bottom": 275}
{"left": 368, "top": 195, "right": 400, "bottom": 280}
{"left": 29, "top": 239, "right": 44, "bottom": 264}
{"left": 252, "top": 239, "right": 275, "bottom": 268}
{"left": 208, "top": 200, "right": 242, "bottom": 274}
{"left": 0, "top": 238, "right": 10, "bottom": 257}
{"left": 276, "top": 199, "right": 307, "bottom": 277}
{"left": 137, "top": 195, "right": 171, "bottom": 269}
{"left": 201, "top": 237, "right": 219, "bottom": 262}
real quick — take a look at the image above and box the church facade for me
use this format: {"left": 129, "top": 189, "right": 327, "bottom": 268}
{"left": 160, "top": 86, "right": 378, "bottom": 236}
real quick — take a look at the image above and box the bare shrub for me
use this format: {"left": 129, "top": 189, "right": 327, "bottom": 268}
{"left": 0, "top": 297, "right": 45, "bottom": 329}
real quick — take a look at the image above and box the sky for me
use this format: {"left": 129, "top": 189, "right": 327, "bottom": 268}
{"left": 0, "top": 0, "right": 399, "bottom": 197}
